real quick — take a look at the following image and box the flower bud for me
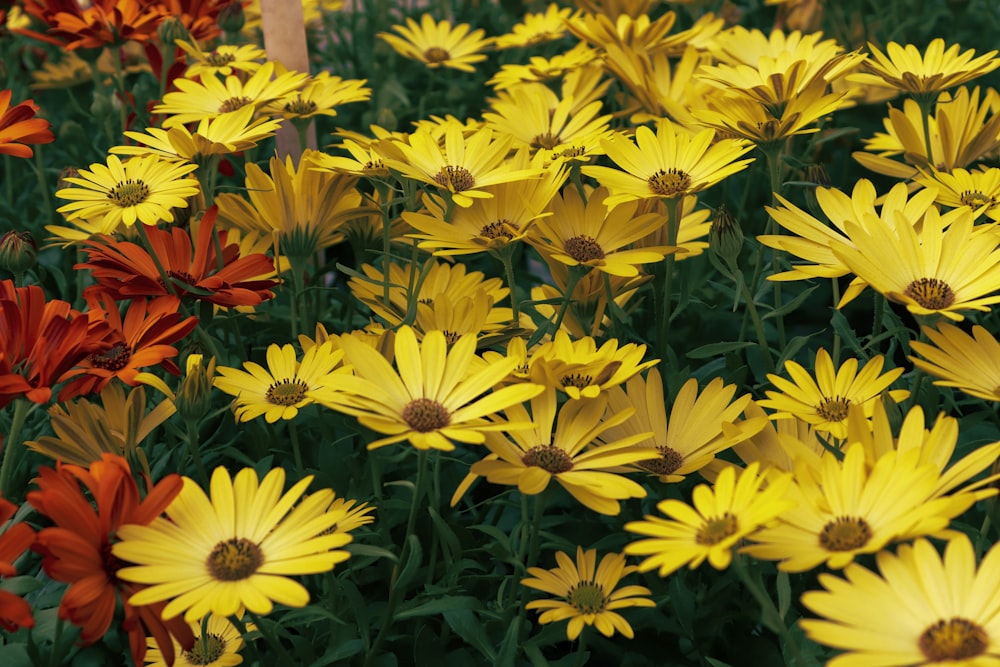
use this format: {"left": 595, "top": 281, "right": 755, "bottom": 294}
{"left": 175, "top": 354, "right": 217, "bottom": 423}
{"left": 709, "top": 205, "right": 743, "bottom": 268}
{"left": 217, "top": 1, "right": 246, "bottom": 35}
{"left": 803, "top": 164, "right": 831, "bottom": 220}
{"left": 157, "top": 16, "right": 191, "bottom": 48}
{"left": 0, "top": 230, "right": 37, "bottom": 275}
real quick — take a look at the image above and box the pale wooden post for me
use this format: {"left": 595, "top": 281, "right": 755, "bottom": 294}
{"left": 259, "top": 0, "right": 316, "bottom": 159}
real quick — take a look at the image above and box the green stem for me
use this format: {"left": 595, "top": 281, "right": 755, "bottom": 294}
{"left": 831, "top": 278, "right": 842, "bottom": 366}
{"left": 657, "top": 198, "right": 682, "bottom": 363}
{"left": 551, "top": 266, "right": 585, "bottom": 337}
{"left": 0, "top": 398, "right": 30, "bottom": 499}
{"left": 289, "top": 420, "right": 304, "bottom": 477}
{"left": 916, "top": 95, "right": 936, "bottom": 168}
{"left": 574, "top": 629, "right": 589, "bottom": 667}
{"left": 497, "top": 245, "right": 521, "bottom": 323}
{"left": 515, "top": 490, "right": 547, "bottom": 642}
{"left": 738, "top": 273, "right": 775, "bottom": 372}
{"left": 246, "top": 611, "right": 296, "bottom": 664}
{"left": 4, "top": 154, "right": 11, "bottom": 209}
{"left": 184, "top": 417, "right": 209, "bottom": 488}
{"left": 763, "top": 146, "right": 787, "bottom": 350}
{"left": 732, "top": 554, "right": 806, "bottom": 667}
{"left": 32, "top": 147, "right": 52, "bottom": 227}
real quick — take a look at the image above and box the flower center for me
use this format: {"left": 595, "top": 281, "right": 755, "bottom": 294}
{"left": 433, "top": 165, "right": 476, "bottom": 192}
{"left": 206, "top": 51, "right": 236, "bottom": 67}
{"left": 423, "top": 46, "right": 451, "bottom": 63}
{"left": 284, "top": 97, "right": 318, "bottom": 115}
{"left": 442, "top": 330, "right": 461, "bottom": 345}
{"left": 184, "top": 633, "right": 227, "bottom": 665}
{"left": 363, "top": 159, "right": 389, "bottom": 177}
{"left": 559, "top": 372, "right": 593, "bottom": 390}
{"left": 107, "top": 178, "right": 150, "bottom": 208}
{"left": 218, "top": 95, "right": 253, "bottom": 113}
{"left": 569, "top": 582, "right": 607, "bottom": 614}
{"left": 818, "top": 516, "right": 872, "bottom": 551}
{"left": 88, "top": 342, "right": 131, "bottom": 371}
{"left": 480, "top": 219, "right": 519, "bottom": 240}
{"left": 960, "top": 189, "right": 996, "bottom": 208}
{"left": 402, "top": 398, "right": 451, "bottom": 432}
{"left": 265, "top": 378, "right": 308, "bottom": 406}
{"left": 206, "top": 537, "right": 263, "bottom": 581}
{"left": 696, "top": 513, "right": 739, "bottom": 545}
{"left": 564, "top": 235, "right": 606, "bottom": 262}
{"left": 904, "top": 277, "right": 955, "bottom": 310}
{"left": 638, "top": 445, "right": 684, "bottom": 476}
{"left": 531, "top": 132, "right": 560, "bottom": 149}
{"left": 522, "top": 445, "right": 574, "bottom": 473}
{"left": 919, "top": 618, "right": 988, "bottom": 661}
{"left": 816, "top": 396, "right": 851, "bottom": 422}
{"left": 555, "top": 145, "right": 586, "bottom": 159}
{"left": 648, "top": 168, "right": 692, "bottom": 197}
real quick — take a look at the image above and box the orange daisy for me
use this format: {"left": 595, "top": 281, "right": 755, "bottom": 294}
{"left": 0, "top": 89, "right": 54, "bottom": 158}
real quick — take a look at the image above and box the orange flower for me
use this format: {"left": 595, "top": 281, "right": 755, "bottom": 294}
{"left": 28, "top": 454, "right": 193, "bottom": 665}
{"left": 148, "top": 0, "right": 239, "bottom": 42}
{"left": 22, "top": 0, "right": 165, "bottom": 49}
{"left": 0, "top": 90, "right": 55, "bottom": 159}
{"left": 78, "top": 206, "right": 278, "bottom": 308}
{"left": 0, "top": 490, "right": 35, "bottom": 632}
{"left": 59, "top": 291, "right": 197, "bottom": 400}
{"left": 0, "top": 281, "right": 91, "bottom": 409}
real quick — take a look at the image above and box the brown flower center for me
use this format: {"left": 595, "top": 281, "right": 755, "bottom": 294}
{"left": 569, "top": 582, "right": 607, "bottom": 614}
{"left": 218, "top": 95, "right": 253, "bottom": 113}
{"left": 531, "top": 132, "right": 560, "bottom": 149}
{"left": 363, "top": 159, "right": 389, "bottom": 177}
{"left": 89, "top": 343, "right": 131, "bottom": 371}
{"left": 433, "top": 165, "right": 475, "bottom": 192}
{"left": 522, "top": 445, "right": 574, "bottom": 473}
{"left": 206, "top": 537, "right": 263, "bottom": 581}
{"left": 919, "top": 618, "right": 988, "bottom": 661}
{"left": 648, "top": 168, "right": 692, "bottom": 197}
{"left": 564, "top": 235, "right": 605, "bottom": 262}
{"left": 402, "top": 398, "right": 451, "bottom": 432}
{"left": 638, "top": 445, "right": 684, "bottom": 476}
{"left": 559, "top": 372, "right": 593, "bottom": 390}
{"left": 960, "top": 189, "right": 996, "bottom": 208}
{"left": 480, "top": 219, "right": 519, "bottom": 240}
{"left": 816, "top": 396, "right": 851, "bottom": 422}
{"left": 818, "top": 516, "right": 872, "bottom": 551}
{"left": 284, "top": 96, "right": 318, "bottom": 116}
{"left": 206, "top": 51, "right": 236, "bottom": 67}
{"left": 423, "top": 46, "right": 451, "bottom": 63}
{"left": 695, "top": 513, "right": 739, "bottom": 545}
{"left": 904, "top": 277, "right": 955, "bottom": 310}
{"left": 184, "top": 633, "right": 227, "bottom": 665}
{"left": 266, "top": 378, "right": 308, "bottom": 406}
{"left": 107, "top": 178, "right": 150, "bottom": 207}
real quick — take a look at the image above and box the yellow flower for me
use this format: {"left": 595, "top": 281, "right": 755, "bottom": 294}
{"left": 264, "top": 71, "right": 371, "bottom": 121}
{"left": 528, "top": 330, "right": 658, "bottom": 400}
{"left": 624, "top": 463, "right": 795, "bottom": 576}
{"left": 913, "top": 166, "right": 1000, "bottom": 221}
{"left": 483, "top": 85, "right": 612, "bottom": 155}
{"left": 495, "top": 3, "right": 576, "bottom": 50}
{"left": 910, "top": 323, "right": 1000, "bottom": 402}
{"left": 487, "top": 42, "right": 599, "bottom": 90}
{"left": 144, "top": 612, "right": 251, "bottom": 667}
{"left": 378, "top": 13, "right": 493, "bottom": 72}
{"left": 176, "top": 39, "right": 266, "bottom": 78}
{"left": 521, "top": 546, "right": 655, "bottom": 640}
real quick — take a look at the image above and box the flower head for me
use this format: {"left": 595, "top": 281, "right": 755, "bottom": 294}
{"left": 378, "top": 14, "right": 493, "bottom": 72}
{"left": 0, "top": 89, "right": 55, "bottom": 158}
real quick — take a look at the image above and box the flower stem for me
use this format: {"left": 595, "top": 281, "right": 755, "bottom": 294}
{"left": 246, "top": 611, "right": 297, "bottom": 665}
{"left": 732, "top": 554, "right": 806, "bottom": 667}
{"left": 763, "top": 146, "right": 787, "bottom": 350}
{"left": 496, "top": 245, "right": 521, "bottom": 322}
{"left": 0, "top": 398, "right": 30, "bottom": 499}
{"left": 184, "top": 417, "right": 209, "bottom": 488}
{"left": 657, "top": 198, "right": 682, "bottom": 363}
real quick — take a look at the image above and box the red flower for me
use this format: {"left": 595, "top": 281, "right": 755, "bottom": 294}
{"left": 78, "top": 206, "right": 278, "bottom": 308}
{"left": 0, "top": 486, "right": 35, "bottom": 632}
{"left": 21, "top": 0, "right": 165, "bottom": 49}
{"left": 28, "top": 454, "right": 193, "bottom": 665}
{"left": 0, "top": 281, "right": 90, "bottom": 409}
{"left": 0, "top": 89, "right": 55, "bottom": 159}
{"left": 58, "top": 291, "right": 198, "bottom": 400}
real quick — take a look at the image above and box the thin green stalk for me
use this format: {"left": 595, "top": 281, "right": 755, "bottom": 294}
{"left": 550, "top": 266, "right": 585, "bottom": 337}
{"left": 0, "top": 398, "right": 29, "bottom": 498}
{"left": 32, "top": 147, "right": 52, "bottom": 227}
{"left": 657, "top": 198, "right": 682, "bottom": 363}
{"left": 184, "top": 417, "right": 209, "bottom": 488}
{"left": 763, "top": 146, "right": 788, "bottom": 349}
{"left": 496, "top": 245, "right": 522, "bottom": 322}
{"left": 732, "top": 554, "right": 806, "bottom": 667}
{"left": 871, "top": 292, "right": 885, "bottom": 343}
{"left": 831, "top": 278, "right": 842, "bottom": 366}
{"left": 4, "top": 154, "right": 11, "bottom": 209}
{"left": 515, "top": 491, "right": 547, "bottom": 643}
{"left": 246, "top": 611, "right": 296, "bottom": 664}
{"left": 289, "top": 420, "right": 304, "bottom": 477}
{"left": 916, "top": 96, "right": 936, "bottom": 168}
{"left": 737, "top": 274, "right": 775, "bottom": 372}
{"left": 574, "top": 629, "right": 589, "bottom": 667}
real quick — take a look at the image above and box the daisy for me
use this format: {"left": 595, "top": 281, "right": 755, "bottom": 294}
{"left": 757, "top": 348, "right": 908, "bottom": 440}
{"left": 801, "top": 536, "right": 1000, "bottom": 665}
{"left": 624, "top": 463, "right": 795, "bottom": 577}
{"left": 521, "top": 546, "right": 655, "bottom": 641}
{"left": 494, "top": 3, "right": 575, "bottom": 50}
{"left": 582, "top": 119, "right": 754, "bottom": 209}
{"left": 483, "top": 86, "right": 612, "bottom": 154}
{"left": 377, "top": 13, "right": 493, "bottom": 72}
{"left": 909, "top": 323, "right": 1000, "bottom": 402}
{"left": 175, "top": 39, "right": 266, "bottom": 78}
{"left": 54, "top": 154, "right": 200, "bottom": 228}
{"left": 913, "top": 166, "right": 1000, "bottom": 221}
{"left": 115, "top": 466, "right": 359, "bottom": 621}
{"left": 0, "top": 89, "right": 54, "bottom": 158}
{"left": 144, "top": 612, "right": 250, "bottom": 667}
{"left": 213, "top": 341, "right": 348, "bottom": 424}
{"left": 487, "top": 42, "right": 599, "bottom": 90}
{"left": 264, "top": 71, "right": 371, "bottom": 122}
{"left": 314, "top": 326, "right": 544, "bottom": 451}
{"left": 25, "top": 0, "right": 162, "bottom": 49}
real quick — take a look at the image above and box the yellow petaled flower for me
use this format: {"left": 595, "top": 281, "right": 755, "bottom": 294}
{"left": 378, "top": 13, "right": 493, "bottom": 72}
{"left": 850, "top": 38, "right": 1000, "bottom": 100}
{"left": 742, "top": 443, "right": 973, "bottom": 572}
{"left": 624, "top": 463, "right": 795, "bottom": 577}
{"left": 376, "top": 122, "right": 544, "bottom": 208}
{"left": 215, "top": 149, "right": 367, "bottom": 262}
{"left": 144, "top": 612, "right": 250, "bottom": 667}
{"left": 469, "top": 388, "right": 654, "bottom": 515}
{"left": 264, "top": 71, "right": 371, "bottom": 121}
{"left": 115, "top": 466, "right": 358, "bottom": 621}
{"left": 112, "top": 105, "right": 283, "bottom": 161}
{"left": 483, "top": 85, "right": 612, "bottom": 155}
{"left": 213, "top": 341, "right": 349, "bottom": 423}
{"left": 568, "top": 10, "right": 722, "bottom": 58}
{"left": 722, "top": 401, "right": 827, "bottom": 477}
{"left": 910, "top": 323, "right": 1000, "bottom": 402}
{"left": 831, "top": 202, "right": 1000, "bottom": 320}
{"left": 758, "top": 348, "right": 908, "bottom": 440}
{"left": 801, "top": 536, "right": 1000, "bottom": 665}
{"left": 55, "top": 154, "right": 200, "bottom": 228}
{"left": 604, "top": 370, "right": 767, "bottom": 482}
{"left": 314, "top": 326, "right": 544, "bottom": 451}
{"left": 311, "top": 138, "right": 394, "bottom": 179}
{"left": 30, "top": 51, "right": 92, "bottom": 89}
{"left": 153, "top": 62, "right": 309, "bottom": 128}
{"left": 495, "top": 3, "right": 576, "bottom": 50}
{"left": 582, "top": 119, "right": 754, "bottom": 209}
{"left": 528, "top": 330, "right": 658, "bottom": 401}
{"left": 530, "top": 266, "right": 647, "bottom": 339}
{"left": 528, "top": 185, "right": 673, "bottom": 277}
{"left": 487, "top": 42, "right": 600, "bottom": 90}
{"left": 521, "top": 546, "right": 655, "bottom": 641}
{"left": 176, "top": 39, "right": 266, "bottom": 78}
{"left": 412, "top": 289, "right": 521, "bottom": 344}
{"left": 913, "top": 166, "right": 1000, "bottom": 221}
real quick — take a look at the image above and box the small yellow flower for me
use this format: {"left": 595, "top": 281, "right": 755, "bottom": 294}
{"left": 378, "top": 13, "right": 493, "bottom": 72}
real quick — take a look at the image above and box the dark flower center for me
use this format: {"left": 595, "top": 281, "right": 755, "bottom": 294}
{"left": 480, "top": 219, "right": 519, "bottom": 240}
{"left": 206, "top": 51, "right": 236, "bottom": 67}
{"left": 423, "top": 47, "right": 451, "bottom": 63}
{"left": 919, "top": 618, "right": 988, "bottom": 661}
{"left": 904, "top": 277, "right": 955, "bottom": 310}
{"left": 648, "top": 168, "right": 692, "bottom": 197}
{"left": 218, "top": 95, "right": 253, "bottom": 113}
{"left": 284, "top": 97, "right": 318, "bottom": 115}
{"left": 107, "top": 178, "right": 150, "bottom": 207}
{"left": 402, "top": 398, "right": 451, "bottom": 432}
{"left": 569, "top": 582, "right": 607, "bottom": 614}
{"left": 638, "top": 445, "right": 684, "bottom": 476}
{"left": 564, "top": 235, "right": 605, "bottom": 262}
{"left": 206, "top": 537, "right": 263, "bottom": 581}
{"left": 184, "top": 632, "right": 227, "bottom": 665}
{"left": 818, "top": 516, "right": 872, "bottom": 551}
{"left": 89, "top": 343, "right": 131, "bottom": 371}
{"left": 696, "top": 513, "right": 739, "bottom": 545}
{"left": 433, "top": 165, "right": 475, "bottom": 192}
{"left": 816, "top": 396, "right": 851, "bottom": 422}
{"left": 960, "top": 189, "right": 996, "bottom": 208}
{"left": 266, "top": 378, "right": 308, "bottom": 406}
{"left": 522, "top": 445, "right": 574, "bottom": 473}
{"left": 559, "top": 372, "right": 593, "bottom": 389}
{"left": 531, "top": 132, "right": 560, "bottom": 149}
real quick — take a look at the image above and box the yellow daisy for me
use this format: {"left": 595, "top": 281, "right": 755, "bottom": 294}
{"left": 757, "top": 348, "right": 909, "bottom": 440}
{"left": 114, "top": 466, "right": 358, "bottom": 621}
{"left": 377, "top": 13, "right": 493, "bottom": 72}
{"left": 144, "top": 612, "right": 250, "bottom": 667}
{"left": 521, "top": 546, "right": 655, "bottom": 641}
{"left": 913, "top": 166, "right": 1000, "bottom": 221}
{"left": 910, "top": 323, "right": 1000, "bottom": 402}
{"left": 264, "top": 71, "right": 371, "bottom": 122}
{"left": 54, "top": 154, "right": 200, "bottom": 228}
{"left": 483, "top": 85, "right": 612, "bottom": 154}
{"left": 487, "top": 42, "right": 599, "bottom": 90}
{"left": 494, "top": 3, "right": 576, "bottom": 50}
{"left": 176, "top": 39, "right": 266, "bottom": 78}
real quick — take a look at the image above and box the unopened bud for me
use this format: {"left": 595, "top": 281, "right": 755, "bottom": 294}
{"left": 217, "top": 1, "right": 246, "bottom": 35}
{"left": 157, "top": 16, "right": 191, "bottom": 48}
{"left": 0, "top": 230, "right": 37, "bottom": 275}
{"left": 803, "top": 164, "right": 831, "bottom": 220}
{"left": 709, "top": 205, "right": 743, "bottom": 268}
{"left": 175, "top": 354, "right": 216, "bottom": 423}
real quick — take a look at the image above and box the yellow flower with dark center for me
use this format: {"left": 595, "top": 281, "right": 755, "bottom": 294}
{"left": 910, "top": 323, "right": 1000, "bottom": 402}
{"left": 495, "top": 3, "right": 576, "bottom": 50}
{"left": 55, "top": 154, "right": 200, "bottom": 228}
{"left": 115, "top": 466, "right": 360, "bottom": 621}
{"left": 801, "top": 536, "right": 1000, "bottom": 665}
{"left": 487, "top": 42, "right": 599, "bottom": 90}
{"left": 144, "top": 612, "right": 251, "bottom": 667}
{"left": 758, "top": 348, "right": 908, "bottom": 440}
{"left": 264, "top": 71, "right": 371, "bottom": 121}
{"left": 176, "top": 40, "right": 266, "bottom": 78}
{"left": 378, "top": 13, "right": 493, "bottom": 72}
{"left": 521, "top": 546, "right": 655, "bottom": 641}
{"left": 213, "top": 341, "right": 349, "bottom": 423}
{"left": 914, "top": 166, "right": 1000, "bottom": 221}
{"left": 624, "top": 462, "right": 795, "bottom": 576}
{"left": 483, "top": 86, "right": 612, "bottom": 155}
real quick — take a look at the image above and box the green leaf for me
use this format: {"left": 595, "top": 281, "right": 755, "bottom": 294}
{"left": 428, "top": 506, "right": 462, "bottom": 567}
{"left": 495, "top": 616, "right": 523, "bottom": 667}
{"left": 0, "top": 576, "right": 41, "bottom": 595}
{"left": 310, "top": 639, "right": 364, "bottom": 666}
{"left": 344, "top": 544, "right": 398, "bottom": 562}
{"left": 443, "top": 609, "right": 496, "bottom": 663}
{"left": 687, "top": 341, "right": 754, "bottom": 359}
{"left": 776, "top": 334, "right": 815, "bottom": 367}
{"left": 762, "top": 284, "right": 820, "bottom": 320}
{"left": 393, "top": 534, "right": 423, "bottom": 591}
{"left": 396, "top": 595, "right": 482, "bottom": 620}
{"left": 777, "top": 570, "right": 792, "bottom": 620}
